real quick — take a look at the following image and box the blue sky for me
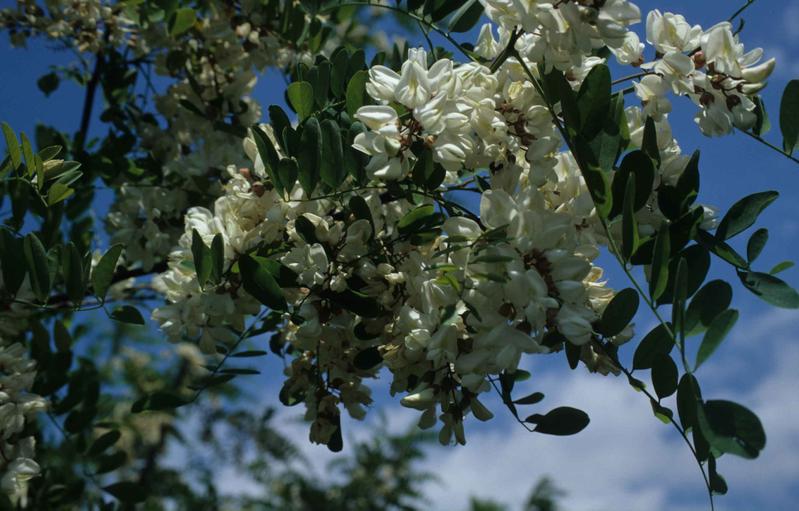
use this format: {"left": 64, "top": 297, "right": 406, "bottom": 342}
{"left": 2, "top": 1, "right": 798, "bottom": 509}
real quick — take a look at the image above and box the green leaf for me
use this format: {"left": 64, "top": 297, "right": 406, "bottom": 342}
{"left": 1, "top": 122, "right": 21, "bottom": 170}
{"left": 752, "top": 95, "right": 770, "bottom": 136}
{"left": 677, "top": 373, "right": 701, "bottom": 430}
{"left": 110, "top": 305, "right": 145, "bottom": 325}
{"left": 649, "top": 225, "right": 670, "bottom": 300}
{"left": 621, "top": 173, "right": 640, "bottom": 261}
{"left": 131, "top": 391, "right": 189, "bottom": 413}
{"left": 210, "top": 233, "right": 225, "bottom": 285}
{"left": 346, "top": 70, "right": 369, "bottom": 117}
{"left": 448, "top": 0, "right": 483, "bottom": 33}
{"left": 87, "top": 431, "right": 121, "bottom": 457}
{"left": 0, "top": 230, "right": 26, "bottom": 295}
{"left": 46, "top": 182, "right": 74, "bottom": 205}
{"left": 23, "top": 233, "right": 51, "bottom": 302}
{"left": 37, "top": 72, "right": 60, "bottom": 96}
{"left": 191, "top": 229, "right": 212, "bottom": 290}
{"left": 231, "top": 350, "right": 268, "bottom": 358}
{"left": 685, "top": 280, "right": 733, "bottom": 334}
{"left": 397, "top": 204, "right": 437, "bottom": 234}
{"left": 597, "top": 288, "right": 639, "bottom": 337}
{"left": 611, "top": 150, "right": 655, "bottom": 217}
{"left": 287, "top": 81, "right": 315, "bottom": 121}
{"left": 652, "top": 354, "right": 678, "bottom": 399}
{"left": 320, "top": 119, "right": 343, "bottom": 188}
{"left": 95, "top": 451, "right": 127, "bottom": 474}
{"left": 62, "top": 242, "right": 85, "bottom": 304}
{"left": 169, "top": 7, "right": 196, "bottom": 36}
{"left": 695, "top": 309, "right": 738, "bottom": 370}
{"left": 576, "top": 64, "right": 611, "bottom": 139}
{"left": 334, "top": 289, "right": 382, "bottom": 318}
{"left": 672, "top": 257, "right": 688, "bottom": 335}
{"left": 251, "top": 126, "right": 281, "bottom": 194}
{"left": 574, "top": 139, "right": 612, "bottom": 218}
{"left": 294, "top": 215, "right": 318, "bottom": 244}
{"left": 632, "top": 323, "right": 673, "bottom": 370}
{"left": 543, "top": 69, "right": 579, "bottom": 133}
{"left": 513, "top": 392, "right": 545, "bottom": 405}
{"left": 675, "top": 150, "right": 700, "bottom": 211}
{"left": 239, "top": 254, "right": 287, "bottom": 311}
{"left": 103, "top": 481, "right": 146, "bottom": 503}
{"left": 696, "top": 230, "right": 748, "bottom": 269}
{"left": 526, "top": 407, "right": 590, "bottom": 436}
{"left": 738, "top": 270, "right": 799, "bottom": 308}
{"left": 779, "top": 79, "right": 799, "bottom": 154}
{"left": 747, "top": 228, "right": 769, "bottom": 263}
{"left": 641, "top": 116, "right": 660, "bottom": 167}
{"left": 697, "top": 400, "right": 766, "bottom": 459}
{"left": 297, "top": 118, "right": 322, "bottom": 196}
{"left": 717, "top": 191, "right": 779, "bottom": 241}
{"left": 353, "top": 346, "right": 383, "bottom": 370}
{"left": 92, "top": 244, "right": 123, "bottom": 301}
{"left": 770, "top": 260, "right": 794, "bottom": 274}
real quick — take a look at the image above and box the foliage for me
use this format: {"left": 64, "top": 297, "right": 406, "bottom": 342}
{"left": 0, "top": 0, "right": 797, "bottom": 510}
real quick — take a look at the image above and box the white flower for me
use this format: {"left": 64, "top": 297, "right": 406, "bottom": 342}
{"left": 646, "top": 10, "right": 702, "bottom": 54}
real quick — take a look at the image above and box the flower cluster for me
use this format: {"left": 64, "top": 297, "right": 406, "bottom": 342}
{"left": 0, "top": 338, "right": 46, "bottom": 507}
{"left": 148, "top": 3, "right": 774, "bottom": 450}
{"left": 640, "top": 11, "right": 775, "bottom": 135}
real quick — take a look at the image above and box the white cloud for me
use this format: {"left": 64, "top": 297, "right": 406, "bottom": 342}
{"left": 171, "top": 308, "right": 799, "bottom": 511}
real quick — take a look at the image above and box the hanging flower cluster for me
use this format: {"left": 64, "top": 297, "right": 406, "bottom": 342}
{"left": 151, "top": 0, "right": 777, "bottom": 450}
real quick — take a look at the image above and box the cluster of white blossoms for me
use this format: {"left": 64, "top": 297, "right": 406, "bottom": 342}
{"left": 150, "top": 1, "right": 774, "bottom": 448}
{"left": 639, "top": 11, "right": 775, "bottom": 135}
{"left": 0, "top": 271, "right": 47, "bottom": 507}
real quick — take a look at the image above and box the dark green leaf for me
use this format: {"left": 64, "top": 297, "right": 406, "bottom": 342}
{"left": 695, "top": 309, "right": 738, "bottom": 369}
{"left": 576, "top": 64, "right": 611, "bottom": 139}
{"left": 677, "top": 373, "right": 701, "bottom": 430}
{"left": 649, "top": 225, "right": 670, "bottom": 300}
{"left": 23, "top": 233, "right": 51, "bottom": 302}
{"left": 780, "top": 79, "right": 799, "bottom": 154}
{"left": 597, "top": 288, "right": 639, "bottom": 337}
{"left": 770, "top": 260, "right": 794, "bottom": 274}
{"left": 92, "top": 244, "right": 123, "bottom": 301}
{"left": 738, "top": 270, "right": 799, "bottom": 308}
{"left": 0, "top": 230, "right": 27, "bottom": 295}
{"left": 191, "top": 229, "right": 212, "bottom": 289}
{"left": 652, "top": 354, "right": 678, "bottom": 399}
{"left": 210, "top": 233, "right": 224, "bottom": 285}
{"left": 353, "top": 346, "right": 382, "bottom": 370}
{"left": 320, "top": 119, "right": 343, "bottom": 188}
{"left": 346, "top": 70, "right": 369, "bottom": 117}
{"left": 297, "top": 118, "right": 322, "bottom": 196}
{"left": 87, "top": 431, "right": 121, "bottom": 457}
{"left": 621, "top": 173, "right": 639, "bottom": 260}
{"left": 685, "top": 280, "right": 733, "bottom": 334}
{"left": 110, "top": 305, "right": 145, "bottom": 325}
{"left": 169, "top": 7, "right": 196, "bottom": 36}
{"left": 103, "top": 481, "right": 146, "bottom": 503}
{"left": 641, "top": 116, "right": 660, "bottom": 167}
{"left": 1, "top": 122, "right": 21, "bottom": 170}
{"left": 697, "top": 400, "right": 766, "bottom": 459}
{"left": 131, "top": 391, "right": 189, "bottom": 413}
{"left": 527, "top": 407, "right": 590, "bottom": 436}
{"left": 632, "top": 323, "right": 674, "bottom": 370}
{"left": 717, "top": 191, "right": 778, "bottom": 240}
{"left": 37, "top": 72, "right": 59, "bottom": 96}
{"left": 513, "top": 392, "right": 545, "bottom": 405}
{"left": 239, "top": 254, "right": 287, "bottom": 311}
{"left": 287, "top": 81, "right": 315, "bottom": 121}
{"left": 747, "top": 228, "right": 769, "bottom": 263}
{"left": 448, "top": 0, "right": 484, "bottom": 33}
